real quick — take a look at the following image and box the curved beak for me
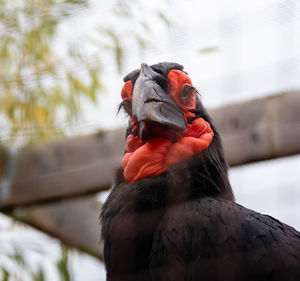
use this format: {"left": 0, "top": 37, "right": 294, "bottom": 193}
{"left": 132, "top": 63, "right": 187, "bottom": 141}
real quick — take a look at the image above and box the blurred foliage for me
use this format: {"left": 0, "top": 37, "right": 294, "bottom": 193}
{"left": 93, "top": 0, "right": 173, "bottom": 73}
{"left": 0, "top": 0, "right": 101, "bottom": 146}
{"left": 0, "top": 220, "right": 72, "bottom": 281}
{"left": 0, "top": 2, "right": 98, "bottom": 281}
{"left": 0, "top": 0, "right": 172, "bottom": 280}
{"left": 0, "top": 0, "right": 172, "bottom": 146}
{"left": 198, "top": 46, "right": 220, "bottom": 54}
{"left": 56, "top": 248, "right": 71, "bottom": 281}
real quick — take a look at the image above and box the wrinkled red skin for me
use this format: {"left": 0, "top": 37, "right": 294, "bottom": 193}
{"left": 122, "top": 118, "right": 213, "bottom": 182}
{"left": 121, "top": 70, "right": 214, "bottom": 183}
{"left": 121, "top": 80, "right": 133, "bottom": 101}
{"left": 168, "top": 69, "right": 196, "bottom": 111}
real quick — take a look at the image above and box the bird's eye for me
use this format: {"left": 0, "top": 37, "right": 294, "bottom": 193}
{"left": 181, "top": 84, "right": 193, "bottom": 104}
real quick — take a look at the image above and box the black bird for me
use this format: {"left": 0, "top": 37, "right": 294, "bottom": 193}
{"left": 101, "top": 62, "right": 300, "bottom": 281}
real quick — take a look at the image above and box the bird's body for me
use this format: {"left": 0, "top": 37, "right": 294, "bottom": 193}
{"left": 101, "top": 62, "right": 300, "bottom": 281}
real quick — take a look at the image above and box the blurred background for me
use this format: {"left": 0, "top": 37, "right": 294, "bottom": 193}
{"left": 0, "top": 0, "right": 300, "bottom": 280}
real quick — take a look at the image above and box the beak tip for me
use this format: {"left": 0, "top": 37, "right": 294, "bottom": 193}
{"left": 139, "top": 121, "right": 149, "bottom": 142}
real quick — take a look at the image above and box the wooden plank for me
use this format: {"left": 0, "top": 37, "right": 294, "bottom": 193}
{"left": 211, "top": 91, "right": 300, "bottom": 166}
{"left": 0, "top": 91, "right": 300, "bottom": 209}
{"left": 0, "top": 130, "right": 125, "bottom": 209}
{"left": 7, "top": 195, "right": 103, "bottom": 258}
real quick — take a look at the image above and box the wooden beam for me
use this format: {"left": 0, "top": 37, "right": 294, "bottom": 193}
{"left": 7, "top": 195, "right": 103, "bottom": 258}
{"left": 1, "top": 90, "right": 300, "bottom": 259}
{"left": 0, "top": 130, "right": 125, "bottom": 209}
{"left": 211, "top": 91, "right": 300, "bottom": 166}
{"left": 0, "top": 91, "right": 300, "bottom": 209}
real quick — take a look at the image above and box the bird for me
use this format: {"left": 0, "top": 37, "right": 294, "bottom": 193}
{"left": 101, "top": 62, "right": 300, "bottom": 281}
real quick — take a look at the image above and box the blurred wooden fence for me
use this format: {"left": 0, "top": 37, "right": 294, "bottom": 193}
{"left": 0, "top": 90, "right": 300, "bottom": 258}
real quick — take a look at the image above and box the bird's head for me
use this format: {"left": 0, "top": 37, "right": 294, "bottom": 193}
{"left": 120, "top": 62, "right": 214, "bottom": 183}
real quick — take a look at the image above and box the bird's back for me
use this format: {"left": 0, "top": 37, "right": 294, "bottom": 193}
{"left": 150, "top": 197, "right": 300, "bottom": 281}
{"left": 102, "top": 167, "right": 300, "bottom": 281}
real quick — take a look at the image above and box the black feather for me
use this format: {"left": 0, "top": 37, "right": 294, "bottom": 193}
{"left": 118, "top": 99, "right": 132, "bottom": 117}
{"left": 123, "top": 62, "right": 183, "bottom": 83}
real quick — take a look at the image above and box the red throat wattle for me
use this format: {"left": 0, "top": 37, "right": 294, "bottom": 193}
{"left": 121, "top": 68, "right": 214, "bottom": 183}
{"left": 122, "top": 117, "right": 214, "bottom": 182}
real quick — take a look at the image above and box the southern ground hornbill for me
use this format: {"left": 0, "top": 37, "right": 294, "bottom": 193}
{"left": 101, "top": 62, "right": 300, "bottom": 281}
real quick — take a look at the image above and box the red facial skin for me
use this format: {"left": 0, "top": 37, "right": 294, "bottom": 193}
{"left": 168, "top": 70, "right": 196, "bottom": 111}
{"left": 121, "top": 70, "right": 214, "bottom": 183}
{"left": 121, "top": 80, "right": 133, "bottom": 101}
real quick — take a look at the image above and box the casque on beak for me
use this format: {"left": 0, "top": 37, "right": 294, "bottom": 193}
{"left": 132, "top": 63, "right": 187, "bottom": 141}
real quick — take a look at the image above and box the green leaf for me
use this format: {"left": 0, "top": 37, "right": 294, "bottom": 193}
{"left": 10, "top": 250, "right": 25, "bottom": 267}
{"left": 56, "top": 247, "right": 71, "bottom": 281}
{"left": 198, "top": 46, "right": 220, "bottom": 54}
{"left": 57, "top": 259, "right": 71, "bottom": 281}
{"left": 1, "top": 267, "right": 10, "bottom": 281}
{"left": 31, "top": 266, "right": 45, "bottom": 281}
{"left": 157, "top": 11, "right": 172, "bottom": 27}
